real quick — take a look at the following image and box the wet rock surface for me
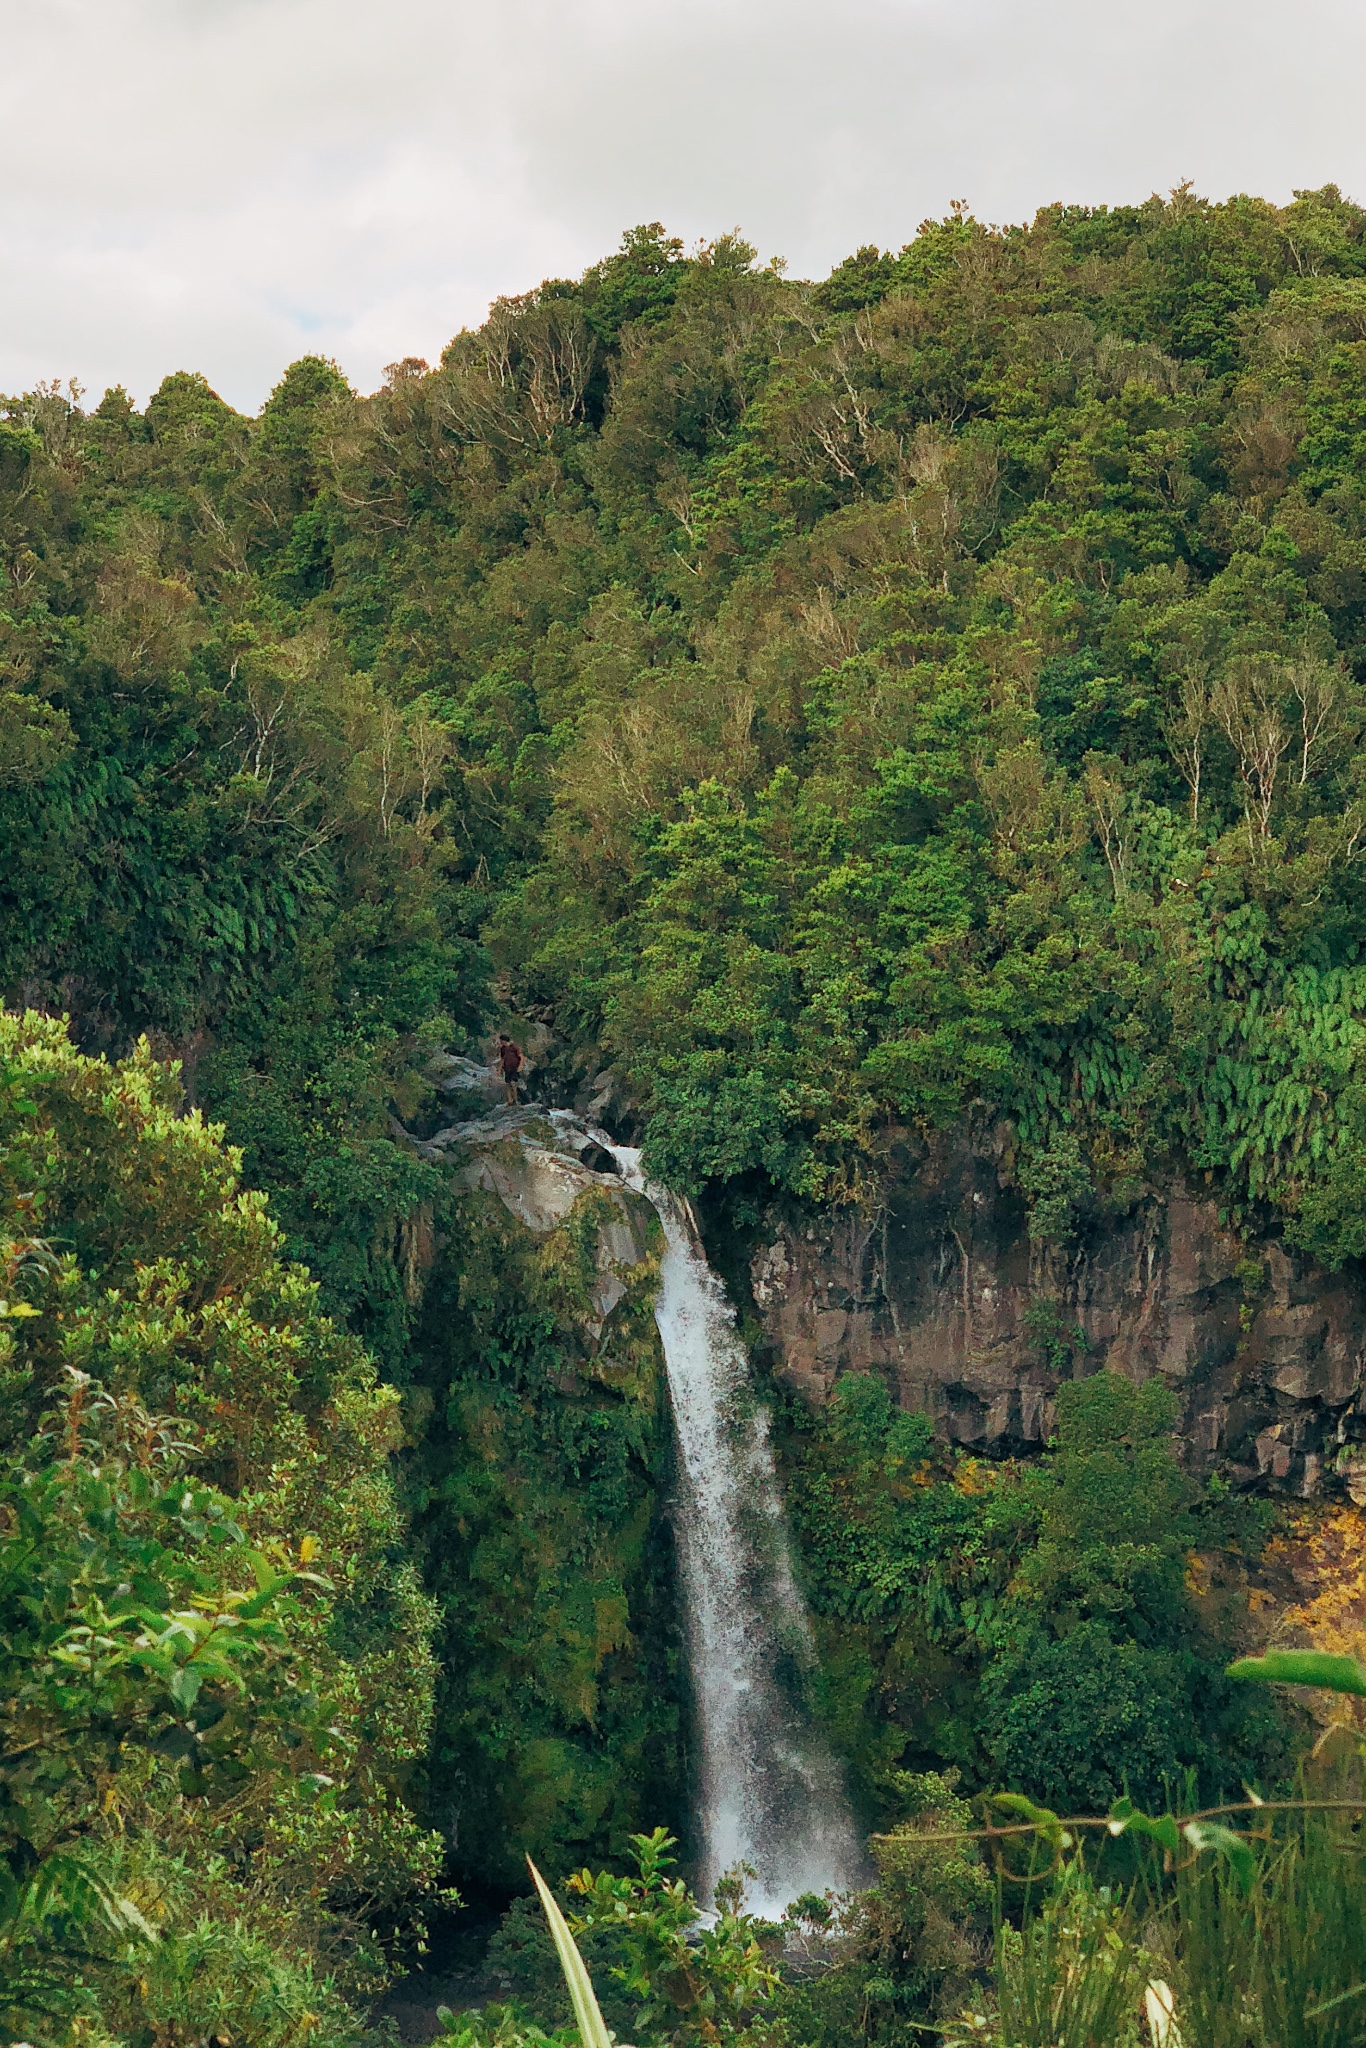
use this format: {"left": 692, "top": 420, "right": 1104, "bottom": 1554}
{"left": 749, "top": 1126, "right": 1366, "bottom": 1498}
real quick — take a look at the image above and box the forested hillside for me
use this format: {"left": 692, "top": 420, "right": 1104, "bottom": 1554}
{"left": 6, "top": 184, "right": 1366, "bottom": 2041}
{"left": 12, "top": 189, "right": 1366, "bottom": 1247}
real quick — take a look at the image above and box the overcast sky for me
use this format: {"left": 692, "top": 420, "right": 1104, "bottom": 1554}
{"left": 3, "top": 0, "right": 1364, "bottom": 412}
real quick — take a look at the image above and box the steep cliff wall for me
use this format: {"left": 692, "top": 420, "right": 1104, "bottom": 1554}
{"left": 391, "top": 1076, "right": 684, "bottom": 1888}
{"left": 749, "top": 1126, "right": 1366, "bottom": 1501}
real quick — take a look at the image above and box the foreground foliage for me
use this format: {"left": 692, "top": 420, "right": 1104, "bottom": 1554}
{"left": 472, "top": 1663, "right": 1365, "bottom": 2048}
{"left": 0, "top": 1010, "right": 442, "bottom": 2042}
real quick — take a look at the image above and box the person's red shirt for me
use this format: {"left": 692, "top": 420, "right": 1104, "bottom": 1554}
{"left": 498, "top": 1039, "right": 523, "bottom": 1077}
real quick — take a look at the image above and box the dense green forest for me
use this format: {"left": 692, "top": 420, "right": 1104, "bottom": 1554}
{"left": 6, "top": 184, "right": 1366, "bottom": 2042}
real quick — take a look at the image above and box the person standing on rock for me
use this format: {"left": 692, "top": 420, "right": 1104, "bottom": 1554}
{"left": 495, "top": 1033, "right": 525, "bottom": 1105}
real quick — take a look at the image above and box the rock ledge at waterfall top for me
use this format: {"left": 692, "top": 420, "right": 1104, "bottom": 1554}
{"left": 749, "top": 1124, "right": 1366, "bottom": 1502}
{"left": 397, "top": 1091, "right": 655, "bottom": 1335}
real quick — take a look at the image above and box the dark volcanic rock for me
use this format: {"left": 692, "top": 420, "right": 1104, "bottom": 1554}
{"left": 749, "top": 1127, "right": 1366, "bottom": 1499}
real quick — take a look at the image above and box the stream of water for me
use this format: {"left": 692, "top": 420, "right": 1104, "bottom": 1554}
{"left": 604, "top": 1141, "right": 866, "bottom": 1916}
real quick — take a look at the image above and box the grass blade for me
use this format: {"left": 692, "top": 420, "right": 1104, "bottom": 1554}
{"left": 1305, "top": 1981, "right": 1366, "bottom": 2021}
{"left": 527, "top": 1856, "right": 614, "bottom": 2048}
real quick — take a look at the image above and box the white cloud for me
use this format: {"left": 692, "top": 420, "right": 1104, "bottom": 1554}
{"left": 3, "top": 0, "right": 1365, "bottom": 410}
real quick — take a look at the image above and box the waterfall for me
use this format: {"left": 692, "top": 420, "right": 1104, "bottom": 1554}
{"left": 436, "top": 1097, "right": 867, "bottom": 1914}
{"left": 604, "top": 1142, "right": 867, "bottom": 1916}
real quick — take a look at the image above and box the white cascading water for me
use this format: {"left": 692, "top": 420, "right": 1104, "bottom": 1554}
{"left": 604, "top": 1141, "right": 867, "bottom": 1916}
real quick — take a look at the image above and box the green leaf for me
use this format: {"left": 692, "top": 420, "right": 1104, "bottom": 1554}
{"left": 1183, "top": 1820, "right": 1257, "bottom": 1894}
{"left": 1227, "top": 1650, "right": 1366, "bottom": 1696}
{"left": 528, "top": 1856, "right": 614, "bottom": 2048}
{"left": 167, "top": 1665, "right": 202, "bottom": 1713}
{"left": 1107, "top": 1800, "right": 1181, "bottom": 1856}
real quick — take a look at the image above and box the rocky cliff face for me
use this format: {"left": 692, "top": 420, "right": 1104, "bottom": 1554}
{"left": 748, "top": 1126, "right": 1366, "bottom": 1501}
